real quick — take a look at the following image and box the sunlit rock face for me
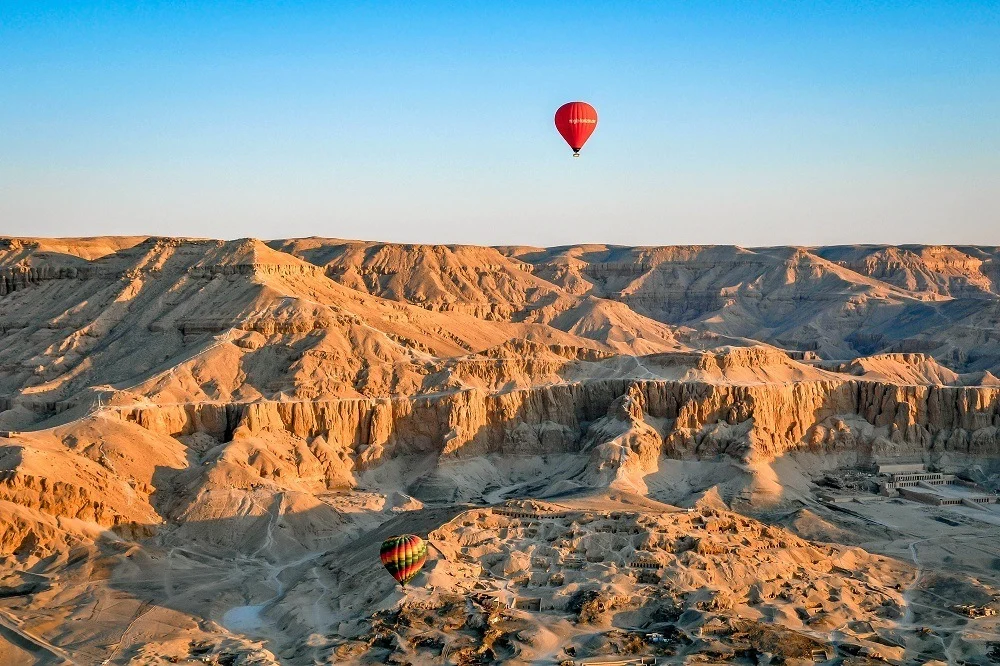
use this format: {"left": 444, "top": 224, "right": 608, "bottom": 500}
{"left": 1, "top": 237, "right": 1000, "bottom": 664}
{"left": 107, "top": 376, "right": 1000, "bottom": 468}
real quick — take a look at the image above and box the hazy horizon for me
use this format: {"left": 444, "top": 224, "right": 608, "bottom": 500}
{"left": 8, "top": 234, "right": 1000, "bottom": 254}
{"left": 2, "top": 1, "right": 998, "bottom": 246}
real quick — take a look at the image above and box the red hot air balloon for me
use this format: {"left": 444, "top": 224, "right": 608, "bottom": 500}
{"left": 555, "top": 101, "right": 598, "bottom": 157}
{"left": 379, "top": 534, "right": 428, "bottom": 588}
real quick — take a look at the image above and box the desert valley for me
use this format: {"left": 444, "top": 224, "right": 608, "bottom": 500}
{"left": 1, "top": 236, "right": 1000, "bottom": 665}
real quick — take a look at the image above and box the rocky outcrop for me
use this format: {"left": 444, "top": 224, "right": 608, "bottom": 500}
{"left": 110, "top": 378, "right": 1000, "bottom": 466}
{"left": 0, "top": 265, "right": 91, "bottom": 296}
{"left": 579, "top": 383, "right": 663, "bottom": 493}
{"left": 0, "top": 469, "right": 126, "bottom": 526}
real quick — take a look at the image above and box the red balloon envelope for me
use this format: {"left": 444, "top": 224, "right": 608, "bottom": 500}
{"left": 554, "top": 101, "right": 598, "bottom": 157}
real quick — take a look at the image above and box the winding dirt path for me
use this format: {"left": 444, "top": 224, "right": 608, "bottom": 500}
{"left": 0, "top": 608, "right": 77, "bottom": 665}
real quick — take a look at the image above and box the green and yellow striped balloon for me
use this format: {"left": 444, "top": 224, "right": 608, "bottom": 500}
{"left": 379, "top": 534, "right": 427, "bottom": 588}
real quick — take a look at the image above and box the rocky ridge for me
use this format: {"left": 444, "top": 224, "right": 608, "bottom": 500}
{"left": 1, "top": 237, "right": 1000, "bottom": 664}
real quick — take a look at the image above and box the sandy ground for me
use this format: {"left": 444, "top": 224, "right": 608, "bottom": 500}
{"left": 0, "top": 451, "right": 997, "bottom": 665}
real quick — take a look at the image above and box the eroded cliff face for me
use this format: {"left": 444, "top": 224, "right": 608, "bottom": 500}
{"left": 4, "top": 237, "right": 1000, "bottom": 560}
{"left": 110, "top": 377, "right": 1000, "bottom": 468}
{"left": 5, "top": 238, "right": 1000, "bottom": 665}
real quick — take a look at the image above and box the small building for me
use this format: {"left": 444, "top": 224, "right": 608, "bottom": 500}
{"left": 513, "top": 597, "right": 541, "bottom": 612}
{"left": 876, "top": 464, "right": 962, "bottom": 495}
{"left": 897, "top": 485, "right": 998, "bottom": 507}
{"left": 876, "top": 462, "right": 926, "bottom": 475}
{"left": 629, "top": 558, "right": 661, "bottom": 570}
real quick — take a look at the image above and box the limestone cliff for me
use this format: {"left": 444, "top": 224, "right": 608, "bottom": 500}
{"left": 109, "top": 377, "right": 1000, "bottom": 467}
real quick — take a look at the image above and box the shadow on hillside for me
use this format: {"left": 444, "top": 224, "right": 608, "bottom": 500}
{"left": 92, "top": 485, "right": 469, "bottom": 664}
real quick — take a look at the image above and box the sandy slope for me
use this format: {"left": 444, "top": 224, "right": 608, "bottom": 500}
{"left": 0, "top": 237, "right": 999, "bottom": 664}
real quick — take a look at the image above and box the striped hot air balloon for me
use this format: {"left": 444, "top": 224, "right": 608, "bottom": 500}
{"left": 379, "top": 534, "right": 428, "bottom": 588}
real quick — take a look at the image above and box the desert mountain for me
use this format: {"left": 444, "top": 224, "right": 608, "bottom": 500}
{"left": 267, "top": 239, "right": 1000, "bottom": 370}
{"left": 1, "top": 237, "right": 999, "bottom": 665}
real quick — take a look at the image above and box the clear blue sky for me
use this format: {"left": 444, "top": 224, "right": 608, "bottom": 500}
{"left": 2, "top": 1, "right": 998, "bottom": 246}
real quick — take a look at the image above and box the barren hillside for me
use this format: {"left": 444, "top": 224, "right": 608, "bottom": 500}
{"left": 1, "top": 237, "right": 999, "bottom": 665}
